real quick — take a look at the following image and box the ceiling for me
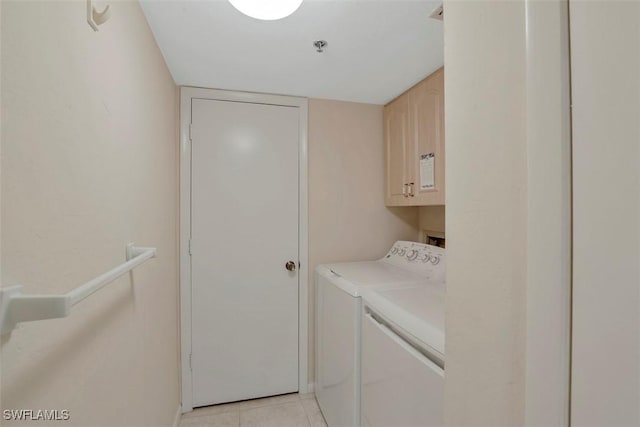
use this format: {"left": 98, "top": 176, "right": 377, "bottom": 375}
{"left": 140, "top": 0, "right": 443, "bottom": 105}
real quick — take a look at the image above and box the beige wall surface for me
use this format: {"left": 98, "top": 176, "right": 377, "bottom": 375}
{"left": 308, "top": 98, "right": 419, "bottom": 382}
{"left": 0, "top": 1, "right": 179, "bottom": 426}
{"left": 418, "top": 206, "right": 445, "bottom": 235}
{"left": 443, "top": 1, "right": 527, "bottom": 425}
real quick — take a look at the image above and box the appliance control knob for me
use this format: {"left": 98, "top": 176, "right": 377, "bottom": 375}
{"left": 407, "top": 250, "right": 419, "bottom": 261}
{"left": 430, "top": 256, "right": 440, "bottom": 265}
{"left": 391, "top": 247, "right": 398, "bottom": 254}
{"left": 421, "top": 254, "right": 431, "bottom": 262}
{"left": 398, "top": 249, "right": 406, "bottom": 256}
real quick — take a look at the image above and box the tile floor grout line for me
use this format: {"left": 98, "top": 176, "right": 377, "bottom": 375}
{"left": 300, "top": 400, "right": 312, "bottom": 426}
{"left": 184, "top": 393, "right": 305, "bottom": 420}
{"left": 300, "top": 396, "right": 317, "bottom": 427}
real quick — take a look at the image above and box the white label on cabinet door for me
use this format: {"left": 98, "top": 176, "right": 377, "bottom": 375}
{"left": 420, "top": 153, "right": 435, "bottom": 190}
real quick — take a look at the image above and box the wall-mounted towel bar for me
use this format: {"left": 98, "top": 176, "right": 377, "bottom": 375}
{"left": 0, "top": 244, "right": 156, "bottom": 335}
{"left": 87, "top": 0, "right": 111, "bottom": 31}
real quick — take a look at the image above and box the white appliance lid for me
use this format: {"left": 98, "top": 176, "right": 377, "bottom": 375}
{"left": 321, "top": 262, "right": 428, "bottom": 296}
{"left": 363, "top": 284, "right": 445, "bottom": 356}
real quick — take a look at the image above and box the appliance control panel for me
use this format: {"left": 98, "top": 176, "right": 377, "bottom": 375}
{"left": 382, "top": 241, "right": 445, "bottom": 282}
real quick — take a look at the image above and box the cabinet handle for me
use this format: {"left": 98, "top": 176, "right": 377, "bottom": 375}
{"left": 402, "top": 183, "right": 408, "bottom": 197}
{"left": 408, "top": 182, "right": 415, "bottom": 197}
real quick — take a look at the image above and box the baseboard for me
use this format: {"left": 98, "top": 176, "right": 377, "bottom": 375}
{"left": 172, "top": 405, "right": 182, "bottom": 427}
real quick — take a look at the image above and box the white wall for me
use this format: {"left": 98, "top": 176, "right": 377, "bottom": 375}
{"left": 443, "top": 1, "right": 528, "bottom": 425}
{"left": 0, "top": 1, "right": 179, "bottom": 426}
{"left": 0, "top": 0, "right": 3, "bottom": 410}
{"left": 308, "top": 98, "right": 419, "bottom": 382}
{"left": 570, "top": 2, "right": 640, "bottom": 425}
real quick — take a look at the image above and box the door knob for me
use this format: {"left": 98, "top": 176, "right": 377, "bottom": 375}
{"left": 285, "top": 261, "right": 297, "bottom": 272}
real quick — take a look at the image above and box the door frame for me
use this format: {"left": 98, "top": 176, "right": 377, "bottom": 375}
{"left": 523, "top": 1, "right": 572, "bottom": 425}
{"left": 179, "top": 87, "right": 309, "bottom": 412}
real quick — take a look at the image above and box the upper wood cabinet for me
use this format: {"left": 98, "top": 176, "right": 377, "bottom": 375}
{"left": 384, "top": 68, "right": 444, "bottom": 206}
{"left": 384, "top": 92, "right": 411, "bottom": 205}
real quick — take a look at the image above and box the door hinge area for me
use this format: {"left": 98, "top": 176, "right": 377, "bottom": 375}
{"left": 188, "top": 239, "right": 192, "bottom": 256}
{"left": 189, "top": 353, "right": 192, "bottom": 371}
{"left": 189, "top": 123, "right": 193, "bottom": 142}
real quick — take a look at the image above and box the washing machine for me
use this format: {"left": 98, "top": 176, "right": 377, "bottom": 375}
{"left": 315, "top": 241, "right": 445, "bottom": 427}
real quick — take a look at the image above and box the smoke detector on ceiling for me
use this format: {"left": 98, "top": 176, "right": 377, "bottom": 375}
{"left": 313, "top": 40, "right": 327, "bottom": 53}
{"left": 430, "top": 4, "right": 443, "bottom": 21}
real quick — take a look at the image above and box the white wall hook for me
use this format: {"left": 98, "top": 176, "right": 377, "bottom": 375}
{"left": 87, "top": 0, "right": 111, "bottom": 32}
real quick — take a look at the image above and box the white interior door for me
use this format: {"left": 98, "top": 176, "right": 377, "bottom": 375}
{"left": 570, "top": 2, "right": 640, "bottom": 425}
{"left": 190, "top": 98, "right": 300, "bottom": 407}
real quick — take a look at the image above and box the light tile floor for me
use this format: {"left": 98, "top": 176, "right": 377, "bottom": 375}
{"left": 181, "top": 393, "right": 328, "bottom": 427}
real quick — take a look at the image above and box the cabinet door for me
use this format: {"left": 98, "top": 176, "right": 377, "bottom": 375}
{"left": 384, "top": 93, "right": 410, "bottom": 206}
{"left": 409, "top": 68, "right": 445, "bottom": 205}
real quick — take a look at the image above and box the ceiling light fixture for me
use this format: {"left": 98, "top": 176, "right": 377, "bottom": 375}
{"left": 229, "top": 0, "right": 303, "bottom": 21}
